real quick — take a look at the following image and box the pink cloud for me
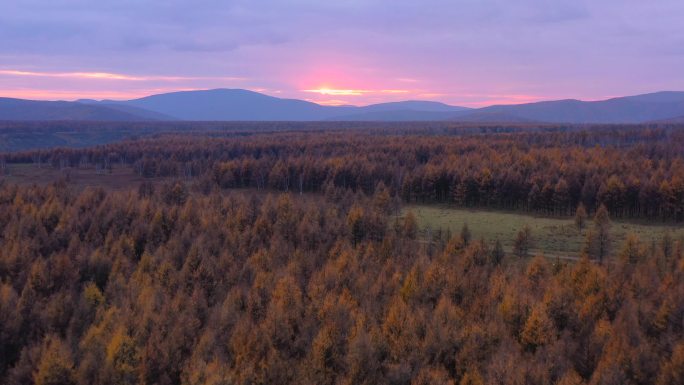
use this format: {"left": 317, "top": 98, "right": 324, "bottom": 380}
{"left": 0, "top": 69, "right": 245, "bottom": 82}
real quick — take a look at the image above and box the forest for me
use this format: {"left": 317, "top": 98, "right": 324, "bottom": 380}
{"left": 3, "top": 124, "right": 684, "bottom": 220}
{"left": 1, "top": 123, "right": 684, "bottom": 385}
{"left": 0, "top": 120, "right": 552, "bottom": 152}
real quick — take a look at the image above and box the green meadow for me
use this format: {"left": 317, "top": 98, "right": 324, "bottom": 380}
{"left": 404, "top": 205, "right": 684, "bottom": 258}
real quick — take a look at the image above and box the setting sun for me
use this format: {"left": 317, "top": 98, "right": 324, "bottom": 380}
{"left": 303, "top": 88, "right": 367, "bottom": 96}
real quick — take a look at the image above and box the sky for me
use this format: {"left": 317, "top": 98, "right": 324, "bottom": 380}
{"left": 1, "top": 0, "right": 683, "bottom": 107}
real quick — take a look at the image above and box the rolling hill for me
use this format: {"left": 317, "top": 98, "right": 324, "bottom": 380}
{"left": 112, "top": 89, "right": 471, "bottom": 121}
{"left": 0, "top": 98, "right": 168, "bottom": 121}
{"left": 464, "top": 91, "right": 684, "bottom": 123}
{"left": 113, "top": 89, "right": 346, "bottom": 121}
{"left": 327, "top": 100, "right": 470, "bottom": 121}
{"left": 1, "top": 89, "right": 684, "bottom": 123}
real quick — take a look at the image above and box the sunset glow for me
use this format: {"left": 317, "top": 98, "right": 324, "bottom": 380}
{"left": 0, "top": 88, "right": 203, "bottom": 101}
{"left": 0, "top": 70, "right": 146, "bottom": 81}
{"left": 0, "top": 1, "right": 682, "bottom": 106}
{"left": 0, "top": 70, "right": 245, "bottom": 82}
{"left": 303, "top": 88, "right": 367, "bottom": 96}
{"left": 305, "top": 99, "right": 351, "bottom": 106}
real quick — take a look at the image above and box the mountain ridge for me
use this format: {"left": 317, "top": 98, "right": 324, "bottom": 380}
{"left": 2, "top": 89, "right": 684, "bottom": 123}
{"left": 0, "top": 97, "right": 161, "bottom": 121}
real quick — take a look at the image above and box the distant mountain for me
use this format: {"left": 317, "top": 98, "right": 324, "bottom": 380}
{"left": 327, "top": 110, "right": 461, "bottom": 121}
{"left": 114, "top": 89, "right": 349, "bottom": 121}
{"left": 77, "top": 99, "right": 176, "bottom": 120}
{"left": 651, "top": 115, "right": 684, "bottom": 124}
{"left": 2, "top": 89, "right": 684, "bottom": 123}
{"left": 453, "top": 110, "right": 536, "bottom": 123}
{"left": 465, "top": 91, "right": 684, "bottom": 124}
{"left": 0, "top": 98, "right": 163, "bottom": 121}
{"left": 99, "top": 89, "right": 473, "bottom": 121}
{"left": 355, "top": 100, "right": 470, "bottom": 113}
{"left": 2, "top": 91, "right": 440, "bottom": 122}
{"left": 328, "top": 100, "right": 471, "bottom": 121}
{"left": 76, "top": 89, "right": 684, "bottom": 123}
{"left": 621, "top": 91, "right": 684, "bottom": 103}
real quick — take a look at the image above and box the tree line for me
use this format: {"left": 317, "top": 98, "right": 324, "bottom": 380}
{"left": 3, "top": 125, "right": 684, "bottom": 220}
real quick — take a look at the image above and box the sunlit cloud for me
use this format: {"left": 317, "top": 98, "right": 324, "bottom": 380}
{"left": 418, "top": 93, "right": 447, "bottom": 98}
{"left": 0, "top": 87, "right": 204, "bottom": 101}
{"left": 303, "top": 88, "right": 368, "bottom": 96}
{"left": 0, "top": 68, "right": 249, "bottom": 100}
{"left": 0, "top": 69, "right": 245, "bottom": 82}
{"left": 0, "top": 70, "right": 144, "bottom": 81}
{"left": 303, "top": 88, "right": 410, "bottom": 96}
{"left": 1, "top": 1, "right": 682, "bottom": 106}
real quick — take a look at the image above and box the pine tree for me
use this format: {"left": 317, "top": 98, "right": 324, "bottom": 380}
{"left": 491, "top": 239, "right": 505, "bottom": 265}
{"left": 513, "top": 225, "right": 533, "bottom": 258}
{"left": 574, "top": 203, "right": 587, "bottom": 232}
{"left": 34, "top": 336, "right": 76, "bottom": 385}
{"left": 584, "top": 204, "right": 611, "bottom": 263}
{"left": 520, "top": 304, "right": 554, "bottom": 351}
{"left": 460, "top": 223, "right": 472, "bottom": 246}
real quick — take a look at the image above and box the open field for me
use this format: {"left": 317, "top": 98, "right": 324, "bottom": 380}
{"left": 404, "top": 204, "right": 684, "bottom": 258}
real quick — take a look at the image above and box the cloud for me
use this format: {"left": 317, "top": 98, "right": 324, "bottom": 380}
{"left": 0, "top": 69, "right": 245, "bottom": 82}
{"left": 0, "top": 88, "right": 189, "bottom": 101}
{"left": 0, "top": 0, "right": 683, "bottom": 104}
{"left": 303, "top": 88, "right": 410, "bottom": 96}
{"left": 0, "top": 70, "right": 146, "bottom": 81}
{"left": 303, "top": 88, "right": 367, "bottom": 96}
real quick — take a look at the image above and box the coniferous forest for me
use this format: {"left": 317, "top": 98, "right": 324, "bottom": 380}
{"left": 1, "top": 124, "right": 684, "bottom": 385}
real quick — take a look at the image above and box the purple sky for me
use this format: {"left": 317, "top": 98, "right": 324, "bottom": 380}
{"left": 1, "top": 0, "right": 683, "bottom": 107}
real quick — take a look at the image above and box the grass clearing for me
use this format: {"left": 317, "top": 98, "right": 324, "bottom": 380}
{"left": 404, "top": 204, "right": 684, "bottom": 258}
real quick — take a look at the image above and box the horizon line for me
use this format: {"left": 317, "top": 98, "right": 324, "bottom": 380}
{"left": 0, "top": 88, "right": 682, "bottom": 109}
